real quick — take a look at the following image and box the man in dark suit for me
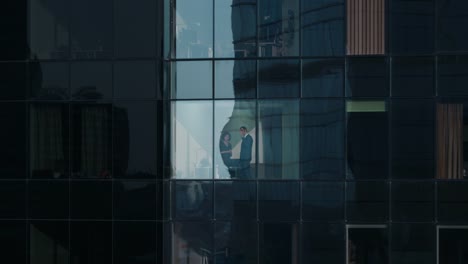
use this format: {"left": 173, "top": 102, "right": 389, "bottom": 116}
{"left": 239, "top": 126, "right": 253, "bottom": 179}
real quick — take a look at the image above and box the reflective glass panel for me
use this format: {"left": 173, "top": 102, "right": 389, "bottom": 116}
{"left": 346, "top": 58, "right": 388, "bottom": 97}
{"left": 0, "top": 102, "right": 26, "bottom": 179}
{"left": 30, "top": 221, "right": 69, "bottom": 264}
{"left": 215, "top": 60, "right": 256, "bottom": 99}
{"left": 0, "top": 2, "right": 27, "bottom": 60}
{"left": 259, "top": 181, "right": 300, "bottom": 221}
{"left": 258, "top": 59, "right": 300, "bottom": 98}
{"left": 391, "top": 182, "right": 434, "bottom": 222}
{"left": 438, "top": 0, "right": 468, "bottom": 52}
{"left": 113, "top": 181, "right": 158, "bottom": 220}
{"left": 391, "top": 224, "right": 435, "bottom": 264}
{"left": 439, "top": 228, "right": 468, "bottom": 264}
{"left": 0, "top": 181, "right": 26, "bottom": 218}
{"left": 169, "top": 222, "right": 213, "bottom": 264}
{"left": 302, "top": 59, "right": 344, "bottom": 98}
{"left": 438, "top": 55, "right": 468, "bottom": 96}
{"left": 301, "top": 223, "right": 344, "bottom": 264}
{"left": 113, "top": 221, "right": 157, "bottom": 264}
{"left": 71, "top": 62, "right": 112, "bottom": 100}
{"left": 302, "top": 182, "right": 344, "bottom": 221}
{"left": 171, "top": 61, "right": 212, "bottom": 99}
{"left": 70, "top": 181, "right": 112, "bottom": 220}
{"left": 348, "top": 227, "right": 388, "bottom": 264}
{"left": 0, "top": 62, "right": 27, "bottom": 100}
{"left": 29, "top": 62, "right": 69, "bottom": 100}
{"left": 28, "top": 180, "right": 69, "bottom": 219}
{"left": 346, "top": 182, "right": 389, "bottom": 221}
{"left": 392, "top": 57, "right": 434, "bottom": 97}
{"left": 438, "top": 182, "right": 468, "bottom": 222}
{"left": 114, "top": 61, "right": 157, "bottom": 99}
{"left": 172, "top": 181, "right": 213, "bottom": 220}
{"left": 215, "top": 181, "right": 256, "bottom": 220}
{"left": 259, "top": 223, "right": 299, "bottom": 264}
{"left": 0, "top": 221, "right": 27, "bottom": 263}
{"left": 70, "top": 221, "right": 112, "bottom": 264}
{"left": 215, "top": 222, "right": 257, "bottom": 264}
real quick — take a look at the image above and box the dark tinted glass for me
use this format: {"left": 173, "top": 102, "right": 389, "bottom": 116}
{"left": 391, "top": 182, "right": 434, "bottom": 222}
{"left": 438, "top": 55, "right": 468, "bottom": 96}
{"left": 29, "top": 62, "right": 69, "bottom": 100}
{"left": 0, "top": 103, "right": 26, "bottom": 178}
{"left": 171, "top": 61, "right": 212, "bottom": 99}
{"left": 172, "top": 181, "right": 213, "bottom": 220}
{"left": 259, "top": 60, "right": 300, "bottom": 98}
{"left": 0, "top": 63, "right": 26, "bottom": 100}
{"left": 30, "top": 221, "right": 69, "bottom": 264}
{"left": 391, "top": 0, "right": 434, "bottom": 54}
{"left": 301, "top": 223, "right": 344, "bottom": 264}
{"left": 70, "top": 0, "right": 112, "bottom": 59}
{"left": 114, "top": 0, "right": 156, "bottom": 58}
{"left": 215, "top": 222, "right": 257, "bottom": 264}
{"left": 0, "top": 181, "right": 26, "bottom": 218}
{"left": 114, "top": 61, "right": 157, "bottom": 99}
{"left": 302, "top": 59, "right": 344, "bottom": 97}
{"left": 169, "top": 222, "right": 213, "bottom": 263}
{"left": 0, "top": 221, "right": 27, "bottom": 264}
{"left": 215, "top": 60, "right": 256, "bottom": 99}
{"left": 347, "top": 101, "right": 388, "bottom": 179}
{"left": 439, "top": 229, "right": 468, "bottom": 264}
{"left": 258, "top": 0, "right": 299, "bottom": 57}
{"left": 260, "top": 223, "right": 299, "bottom": 264}
{"left": 392, "top": 57, "right": 434, "bottom": 97}
{"left": 113, "top": 221, "right": 157, "bottom": 264}
{"left": 0, "top": 1, "right": 27, "bottom": 60}
{"left": 70, "top": 181, "right": 112, "bottom": 219}
{"left": 215, "top": 181, "right": 256, "bottom": 220}
{"left": 301, "top": 99, "right": 344, "bottom": 180}
{"left": 28, "top": 181, "right": 69, "bottom": 219}
{"left": 392, "top": 100, "right": 434, "bottom": 179}
{"left": 438, "top": 182, "right": 468, "bottom": 222}
{"left": 70, "top": 221, "right": 112, "bottom": 264}
{"left": 71, "top": 103, "right": 112, "bottom": 178}
{"left": 348, "top": 228, "right": 388, "bottom": 264}
{"left": 259, "top": 181, "right": 300, "bottom": 221}
{"left": 301, "top": 0, "right": 345, "bottom": 56}
{"left": 29, "top": 103, "right": 69, "bottom": 179}
{"left": 438, "top": 0, "right": 468, "bottom": 52}
{"left": 391, "top": 224, "right": 434, "bottom": 264}
{"left": 302, "top": 182, "right": 344, "bottom": 221}
{"left": 71, "top": 62, "right": 112, "bottom": 100}
{"left": 346, "top": 182, "right": 389, "bottom": 221}
{"left": 113, "top": 101, "right": 157, "bottom": 179}
{"left": 346, "top": 58, "right": 388, "bottom": 97}
{"left": 113, "top": 181, "right": 158, "bottom": 220}
{"left": 30, "top": 0, "right": 69, "bottom": 59}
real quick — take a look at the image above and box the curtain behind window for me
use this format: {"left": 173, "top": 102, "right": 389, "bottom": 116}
{"left": 437, "top": 103, "right": 463, "bottom": 179}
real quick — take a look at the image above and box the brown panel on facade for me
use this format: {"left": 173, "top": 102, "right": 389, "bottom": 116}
{"left": 347, "top": 0, "right": 385, "bottom": 55}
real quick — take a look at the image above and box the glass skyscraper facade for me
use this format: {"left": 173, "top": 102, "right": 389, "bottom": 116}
{"left": 2, "top": 0, "right": 468, "bottom": 263}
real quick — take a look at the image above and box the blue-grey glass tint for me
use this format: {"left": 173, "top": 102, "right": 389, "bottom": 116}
{"left": 302, "top": 59, "right": 344, "bottom": 97}
{"left": 113, "top": 222, "right": 157, "bottom": 264}
{"left": 215, "top": 181, "right": 256, "bottom": 220}
{"left": 0, "top": 221, "right": 27, "bottom": 263}
{"left": 175, "top": 0, "right": 213, "bottom": 58}
{"left": 301, "top": 223, "right": 344, "bottom": 264}
{"left": 392, "top": 100, "right": 434, "bottom": 179}
{"left": 259, "top": 59, "right": 300, "bottom": 98}
{"left": 347, "top": 100, "right": 388, "bottom": 179}
{"left": 0, "top": 63, "right": 26, "bottom": 100}
{"left": 438, "top": 182, "right": 468, "bottom": 222}
{"left": 391, "top": 0, "right": 434, "bottom": 54}
{"left": 215, "top": 222, "right": 258, "bottom": 264}
{"left": 438, "top": 0, "right": 468, "bottom": 52}
{"left": 439, "top": 229, "right": 468, "bottom": 264}
{"left": 301, "top": 0, "right": 345, "bottom": 56}
{"left": 391, "top": 182, "right": 434, "bottom": 222}
{"left": 30, "top": 0, "right": 69, "bottom": 59}
{"left": 348, "top": 228, "right": 388, "bottom": 264}
{"left": 71, "top": 62, "right": 112, "bottom": 100}
{"left": 391, "top": 224, "right": 435, "bottom": 264}
{"left": 173, "top": 181, "right": 212, "bottom": 220}
{"left": 346, "top": 58, "right": 388, "bottom": 97}
{"left": 170, "top": 222, "right": 213, "bottom": 263}
{"left": 169, "top": 101, "right": 213, "bottom": 179}
{"left": 301, "top": 100, "right": 344, "bottom": 180}
{"left": 0, "top": 102, "right": 26, "bottom": 179}
{"left": 70, "top": 0, "right": 112, "bottom": 59}
{"left": 215, "top": 0, "right": 257, "bottom": 57}
{"left": 28, "top": 181, "right": 69, "bottom": 219}
{"left": 114, "top": 0, "right": 157, "bottom": 58}
{"left": 114, "top": 61, "right": 157, "bottom": 99}
{"left": 30, "top": 221, "right": 69, "bottom": 264}
{"left": 438, "top": 55, "right": 468, "bottom": 96}
{"left": 113, "top": 101, "right": 157, "bottom": 179}
{"left": 302, "top": 182, "right": 344, "bottom": 221}
{"left": 258, "top": 0, "right": 299, "bottom": 57}
{"left": 260, "top": 223, "right": 299, "bottom": 264}
{"left": 70, "top": 221, "right": 112, "bottom": 264}
{"left": 0, "top": 181, "right": 26, "bottom": 218}
{"left": 215, "top": 60, "right": 256, "bottom": 99}
{"left": 259, "top": 100, "right": 300, "bottom": 179}
{"left": 70, "top": 181, "right": 112, "bottom": 219}
{"left": 346, "top": 181, "right": 389, "bottom": 221}
{"left": 29, "top": 62, "right": 69, "bottom": 100}
{"left": 113, "top": 181, "right": 158, "bottom": 220}
{"left": 392, "top": 57, "right": 434, "bottom": 97}
{"left": 259, "top": 181, "right": 300, "bottom": 221}
{"left": 172, "top": 61, "right": 212, "bottom": 99}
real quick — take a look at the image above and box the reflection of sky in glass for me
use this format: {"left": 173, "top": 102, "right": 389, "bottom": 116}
{"left": 215, "top": 61, "right": 235, "bottom": 98}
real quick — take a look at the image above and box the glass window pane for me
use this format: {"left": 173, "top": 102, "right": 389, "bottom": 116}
{"left": 0, "top": 62, "right": 27, "bottom": 100}
{"left": 301, "top": 0, "right": 345, "bottom": 56}
{"left": 439, "top": 228, "right": 468, "bottom": 264}
{"left": 392, "top": 100, "right": 434, "bottom": 179}
{"left": 391, "top": 182, "right": 434, "bottom": 222}
{"left": 113, "top": 101, "right": 157, "bottom": 179}
{"left": 29, "top": 180, "right": 69, "bottom": 219}
{"left": 346, "top": 58, "right": 388, "bottom": 97}
{"left": 301, "top": 223, "right": 344, "bottom": 264}
{"left": 301, "top": 99, "right": 344, "bottom": 180}
{"left": 392, "top": 57, "right": 434, "bottom": 97}
{"left": 391, "top": 0, "right": 434, "bottom": 54}
{"left": 438, "top": 0, "right": 468, "bottom": 52}
{"left": 30, "top": 221, "right": 69, "bottom": 264}
{"left": 70, "top": 221, "right": 112, "bottom": 264}
{"left": 172, "top": 61, "right": 212, "bottom": 99}
{"left": 215, "top": 222, "right": 257, "bottom": 264}
{"left": 391, "top": 224, "right": 435, "bottom": 264}
{"left": 172, "top": 181, "right": 213, "bottom": 220}
{"left": 302, "top": 59, "right": 344, "bottom": 98}
{"left": 113, "top": 222, "right": 157, "bottom": 264}
{"left": 259, "top": 59, "right": 300, "bottom": 98}
{"left": 0, "top": 2, "right": 27, "bottom": 60}
{"left": 30, "top": 0, "right": 69, "bottom": 59}
{"left": 260, "top": 223, "right": 299, "bottom": 264}
{"left": 215, "top": 181, "right": 256, "bottom": 220}
{"left": 71, "top": 62, "right": 112, "bottom": 100}
{"left": 438, "top": 55, "right": 468, "bottom": 96}
{"left": 215, "top": 60, "right": 256, "bottom": 99}
{"left": 346, "top": 182, "right": 389, "bottom": 221}
{"left": 438, "top": 182, "right": 468, "bottom": 222}
{"left": 348, "top": 227, "right": 388, "bottom": 264}
{"left": 175, "top": 0, "right": 213, "bottom": 58}
{"left": 258, "top": 0, "right": 299, "bottom": 57}
{"left": 168, "top": 222, "right": 213, "bottom": 264}
{"left": 0, "top": 102, "right": 26, "bottom": 179}
{"left": 259, "top": 100, "right": 300, "bottom": 179}
{"left": 0, "top": 181, "right": 26, "bottom": 218}
{"left": 113, "top": 181, "right": 158, "bottom": 220}
{"left": 215, "top": 0, "right": 257, "bottom": 57}
{"left": 347, "top": 100, "right": 388, "bottom": 179}
{"left": 114, "top": 0, "right": 156, "bottom": 58}
{"left": 302, "top": 182, "right": 344, "bottom": 221}
{"left": 29, "top": 62, "right": 69, "bottom": 100}
{"left": 259, "top": 181, "right": 300, "bottom": 221}
{"left": 70, "top": 0, "right": 112, "bottom": 59}
{"left": 70, "top": 181, "right": 112, "bottom": 220}
{"left": 0, "top": 221, "right": 27, "bottom": 263}
{"left": 114, "top": 61, "right": 157, "bottom": 99}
